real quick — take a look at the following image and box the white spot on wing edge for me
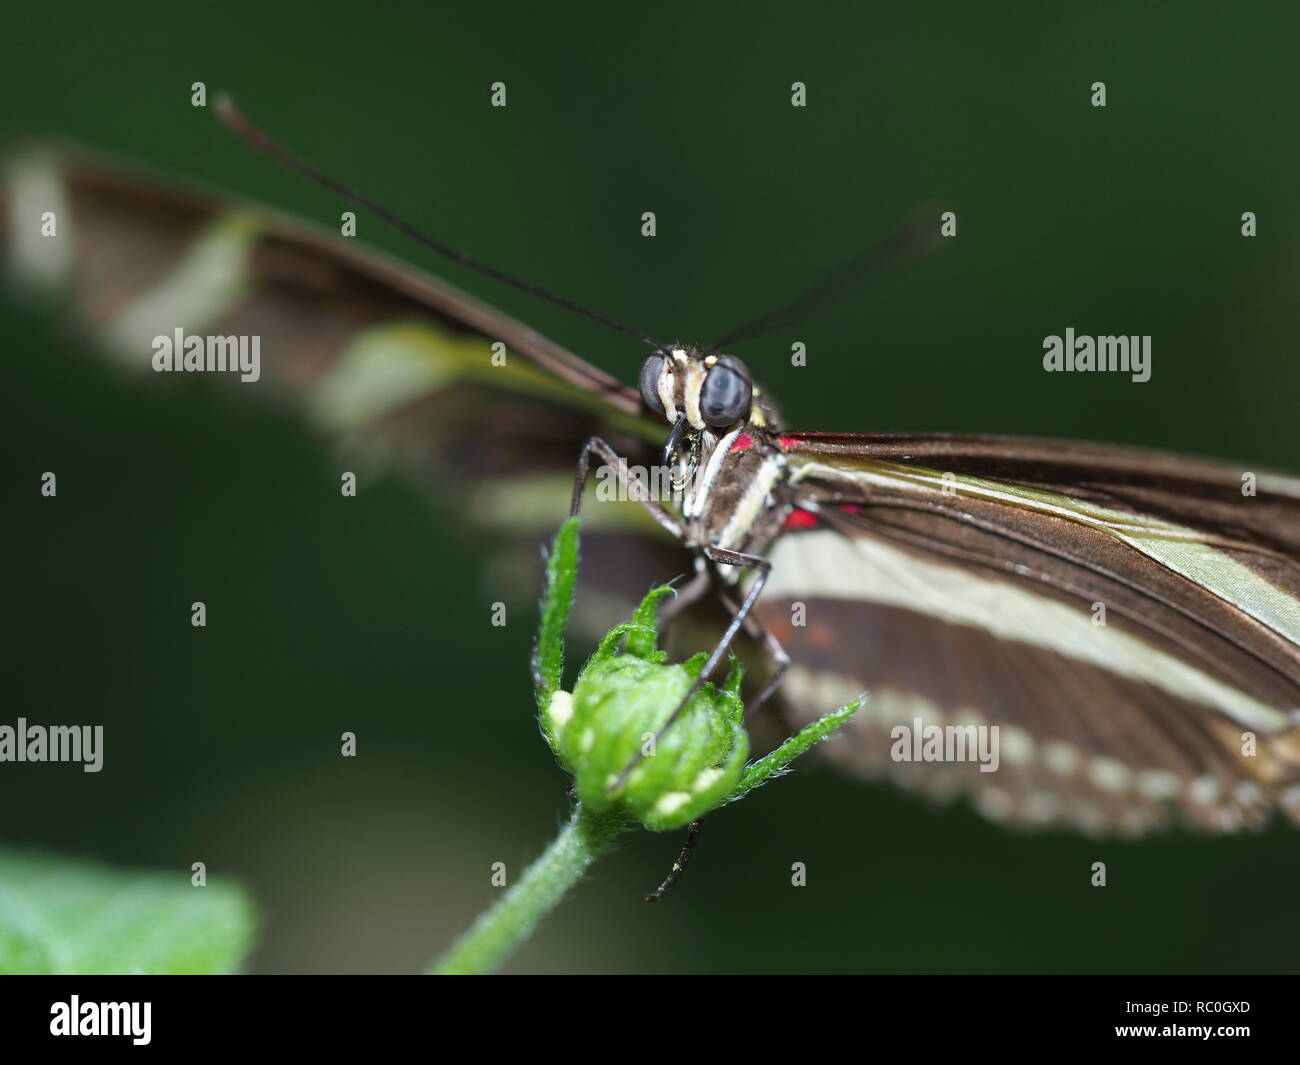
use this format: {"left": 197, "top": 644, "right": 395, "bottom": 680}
{"left": 1188, "top": 775, "right": 1221, "bottom": 805}
{"left": 1088, "top": 756, "right": 1132, "bottom": 793}
{"left": 998, "top": 726, "right": 1035, "bottom": 766}
{"left": 1137, "top": 769, "right": 1182, "bottom": 800}
{"left": 1043, "top": 742, "right": 1080, "bottom": 777}
{"left": 975, "top": 787, "right": 1014, "bottom": 822}
{"left": 6, "top": 152, "right": 72, "bottom": 285}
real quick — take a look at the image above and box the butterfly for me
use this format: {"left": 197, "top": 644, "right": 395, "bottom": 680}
{"left": 6, "top": 99, "right": 1300, "bottom": 841}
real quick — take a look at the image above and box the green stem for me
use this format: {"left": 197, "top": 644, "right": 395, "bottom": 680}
{"left": 430, "top": 803, "right": 627, "bottom": 975}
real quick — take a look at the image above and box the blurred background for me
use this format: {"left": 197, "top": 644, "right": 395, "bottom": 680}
{"left": 2, "top": 1, "right": 1298, "bottom": 973}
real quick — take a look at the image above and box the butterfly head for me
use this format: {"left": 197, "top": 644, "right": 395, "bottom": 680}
{"left": 637, "top": 347, "right": 760, "bottom": 433}
{"left": 638, "top": 347, "right": 782, "bottom": 476}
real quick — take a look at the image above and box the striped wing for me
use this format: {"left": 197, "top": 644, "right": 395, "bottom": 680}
{"left": 761, "top": 432, "right": 1300, "bottom": 835}
{"left": 11, "top": 150, "right": 1300, "bottom": 837}
{"left": 1, "top": 147, "right": 686, "bottom": 618}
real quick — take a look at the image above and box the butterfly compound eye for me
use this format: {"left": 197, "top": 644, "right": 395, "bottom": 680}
{"left": 700, "top": 356, "right": 752, "bottom": 428}
{"left": 639, "top": 353, "right": 666, "bottom": 416}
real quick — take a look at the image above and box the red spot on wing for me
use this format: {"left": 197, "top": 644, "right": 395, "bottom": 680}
{"left": 768, "top": 619, "right": 794, "bottom": 644}
{"left": 730, "top": 433, "right": 753, "bottom": 452}
{"left": 808, "top": 622, "right": 836, "bottom": 651}
{"left": 840, "top": 503, "right": 863, "bottom": 515}
{"left": 778, "top": 431, "right": 843, "bottom": 450}
{"left": 783, "top": 508, "right": 819, "bottom": 531}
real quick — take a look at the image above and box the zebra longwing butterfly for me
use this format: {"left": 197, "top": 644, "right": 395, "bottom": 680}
{"left": 5, "top": 102, "right": 1299, "bottom": 840}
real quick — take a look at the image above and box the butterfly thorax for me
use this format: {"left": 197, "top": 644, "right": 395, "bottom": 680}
{"left": 678, "top": 423, "right": 792, "bottom": 553}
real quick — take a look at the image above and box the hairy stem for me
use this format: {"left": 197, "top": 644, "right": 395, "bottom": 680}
{"left": 430, "top": 803, "right": 626, "bottom": 975}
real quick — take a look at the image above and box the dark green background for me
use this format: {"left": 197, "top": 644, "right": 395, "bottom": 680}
{"left": 2, "top": 1, "right": 1297, "bottom": 973}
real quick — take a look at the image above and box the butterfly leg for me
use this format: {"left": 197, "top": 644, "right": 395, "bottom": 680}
{"left": 644, "top": 819, "right": 703, "bottom": 902}
{"left": 712, "top": 577, "right": 790, "bottom": 718}
{"left": 658, "top": 558, "right": 712, "bottom": 628}
{"left": 609, "top": 545, "right": 771, "bottom": 792}
{"left": 569, "top": 436, "right": 683, "bottom": 539}
{"left": 694, "top": 544, "right": 773, "bottom": 691}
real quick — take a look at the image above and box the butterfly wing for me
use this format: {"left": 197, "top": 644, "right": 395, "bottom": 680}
{"left": 760, "top": 431, "right": 1300, "bottom": 834}
{"left": 12, "top": 151, "right": 1300, "bottom": 835}
{"left": 2, "top": 147, "right": 691, "bottom": 620}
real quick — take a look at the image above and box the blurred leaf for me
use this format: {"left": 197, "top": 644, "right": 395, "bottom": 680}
{"left": 0, "top": 848, "right": 256, "bottom": 974}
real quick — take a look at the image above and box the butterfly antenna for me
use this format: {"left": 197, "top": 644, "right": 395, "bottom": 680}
{"left": 216, "top": 95, "right": 667, "bottom": 352}
{"left": 707, "top": 202, "right": 950, "bottom": 351}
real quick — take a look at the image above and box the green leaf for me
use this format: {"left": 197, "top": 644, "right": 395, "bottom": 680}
{"left": 623, "top": 583, "right": 674, "bottom": 658}
{"left": 0, "top": 848, "right": 257, "bottom": 974}
{"left": 732, "top": 696, "right": 864, "bottom": 798}
{"left": 534, "top": 516, "right": 581, "bottom": 716}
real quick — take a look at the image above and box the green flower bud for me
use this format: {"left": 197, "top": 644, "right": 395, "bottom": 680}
{"left": 543, "top": 586, "right": 749, "bottom": 831}
{"left": 534, "top": 518, "right": 862, "bottom": 838}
